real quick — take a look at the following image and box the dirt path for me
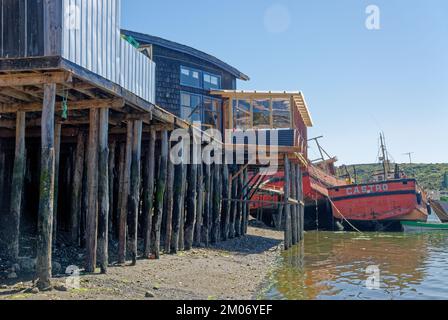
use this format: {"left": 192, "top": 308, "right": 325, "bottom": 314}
{"left": 0, "top": 225, "right": 283, "bottom": 300}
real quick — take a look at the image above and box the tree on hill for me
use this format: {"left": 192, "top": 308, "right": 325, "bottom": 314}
{"left": 442, "top": 172, "right": 448, "bottom": 189}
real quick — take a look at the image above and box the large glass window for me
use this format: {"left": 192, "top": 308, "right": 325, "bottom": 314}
{"left": 180, "top": 66, "right": 201, "bottom": 88}
{"left": 233, "top": 99, "right": 251, "bottom": 130}
{"left": 203, "top": 96, "right": 221, "bottom": 128}
{"left": 272, "top": 98, "right": 291, "bottom": 128}
{"left": 203, "top": 72, "right": 221, "bottom": 90}
{"left": 180, "top": 92, "right": 202, "bottom": 122}
{"left": 252, "top": 99, "right": 271, "bottom": 129}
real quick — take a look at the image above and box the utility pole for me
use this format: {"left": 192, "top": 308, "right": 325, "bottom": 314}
{"left": 403, "top": 152, "right": 414, "bottom": 165}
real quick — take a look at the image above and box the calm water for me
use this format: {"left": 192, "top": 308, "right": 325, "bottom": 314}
{"left": 263, "top": 231, "right": 448, "bottom": 300}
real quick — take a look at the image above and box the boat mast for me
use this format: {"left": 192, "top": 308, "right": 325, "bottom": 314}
{"left": 379, "top": 133, "right": 390, "bottom": 180}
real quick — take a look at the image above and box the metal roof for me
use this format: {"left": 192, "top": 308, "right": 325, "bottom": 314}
{"left": 121, "top": 30, "right": 250, "bottom": 81}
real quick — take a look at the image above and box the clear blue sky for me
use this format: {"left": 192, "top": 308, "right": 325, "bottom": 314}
{"left": 122, "top": 0, "right": 448, "bottom": 165}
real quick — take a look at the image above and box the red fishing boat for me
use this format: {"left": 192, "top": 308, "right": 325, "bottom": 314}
{"left": 328, "top": 134, "right": 429, "bottom": 231}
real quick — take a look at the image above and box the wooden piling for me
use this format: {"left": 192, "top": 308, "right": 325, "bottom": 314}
{"left": 194, "top": 163, "right": 204, "bottom": 246}
{"left": 185, "top": 160, "right": 198, "bottom": 250}
{"left": 143, "top": 129, "right": 156, "bottom": 258}
{"left": 53, "top": 122, "right": 61, "bottom": 245}
{"left": 291, "top": 164, "right": 298, "bottom": 245}
{"left": 70, "top": 133, "right": 86, "bottom": 245}
{"left": 0, "top": 144, "right": 5, "bottom": 212}
{"left": 85, "top": 108, "right": 99, "bottom": 273}
{"left": 118, "top": 121, "right": 133, "bottom": 264}
{"left": 128, "top": 120, "right": 142, "bottom": 265}
{"left": 171, "top": 161, "right": 185, "bottom": 254}
{"left": 98, "top": 108, "right": 110, "bottom": 273}
{"left": 151, "top": 130, "right": 168, "bottom": 259}
{"left": 284, "top": 156, "right": 292, "bottom": 250}
{"left": 108, "top": 140, "right": 116, "bottom": 241}
{"left": 10, "top": 111, "right": 26, "bottom": 260}
{"left": 202, "top": 162, "right": 211, "bottom": 245}
{"left": 211, "top": 164, "right": 222, "bottom": 243}
{"left": 164, "top": 158, "right": 175, "bottom": 253}
{"left": 36, "top": 83, "right": 56, "bottom": 290}
{"left": 235, "top": 168, "right": 243, "bottom": 237}
{"left": 178, "top": 166, "right": 187, "bottom": 251}
{"left": 297, "top": 164, "right": 304, "bottom": 241}
{"left": 221, "top": 165, "right": 230, "bottom": 241}
{"left": 243, "top": 168, "right": 249, "bottom": 235}
{"left": 229, "top": 173, "right": 237, "bottom": 239}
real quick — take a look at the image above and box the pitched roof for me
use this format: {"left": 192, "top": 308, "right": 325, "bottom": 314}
{"left": 121, "top": 30, "right": 250, "bottom": 81}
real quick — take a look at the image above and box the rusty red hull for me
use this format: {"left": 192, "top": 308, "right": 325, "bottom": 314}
{"left": 328, "top": 179, "right": 429, "bottom": 222}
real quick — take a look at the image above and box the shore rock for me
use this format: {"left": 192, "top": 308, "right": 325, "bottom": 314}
{"left": 19, "top": 257, "right": 37, "bottom": 273}
{"left": 145, "top": 291, "right": 155, "bottom": 298}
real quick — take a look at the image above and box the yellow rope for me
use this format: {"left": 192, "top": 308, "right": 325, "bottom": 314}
{"left": 327, "top": 196, "right": 363, "bottom": 234}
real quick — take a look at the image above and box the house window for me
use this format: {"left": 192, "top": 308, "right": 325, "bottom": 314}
{"left": 180, "top": 92, "right": 202, "bottom": 122}
{"left": 252, "top": 99, "right": 271, "bottom": 129}
{"left": 233, "top": 99, "right": 251, "bottom": 130}
{"left": 180, "top": 66, "right": 201, "bottom": 88}
{"left": 203, "top": 96, "right": 221, "bottom": 128}
{"left": 272, "top": 98, "right": 291, "bottom": 129}
{"left": 203, "top": 72, "right": 221, "bottom": 90}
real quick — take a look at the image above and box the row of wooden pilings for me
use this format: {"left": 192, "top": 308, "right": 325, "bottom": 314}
{"left": 0, "top": 87, "right": 258, "bottom": 289}
{"left": 0, "top": 87, "right": 305, "bottom": 290}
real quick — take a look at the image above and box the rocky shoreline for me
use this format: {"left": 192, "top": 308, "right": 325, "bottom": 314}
{"left": 0, "top": 224, "right": 283, "bottom": 300}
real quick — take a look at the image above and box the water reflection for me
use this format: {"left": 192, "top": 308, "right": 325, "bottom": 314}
{"left": 264, "top": 232, "right": 448, "bottom": 300}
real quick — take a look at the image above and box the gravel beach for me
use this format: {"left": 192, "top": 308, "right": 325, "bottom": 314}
{"left": 0, "top": 224, "right": 283, "bottom": 300}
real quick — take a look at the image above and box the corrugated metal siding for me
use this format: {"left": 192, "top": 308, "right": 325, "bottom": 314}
{"left": 61, "top": 0, "right": 155, "bottom": 103}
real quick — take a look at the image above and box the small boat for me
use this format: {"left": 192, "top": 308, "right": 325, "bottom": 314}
{"left": 430, "top": 200, "right": 448, "bottom": 223}
{"left": 328, "top": 133, "right": 429, "bottom": 231}
{"left": 401, "top": 221, "right": 448, "bottom": 232}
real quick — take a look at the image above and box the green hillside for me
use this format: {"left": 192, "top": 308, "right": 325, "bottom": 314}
{"left": 337, "top": 163, "right": 448, "bottom": 191}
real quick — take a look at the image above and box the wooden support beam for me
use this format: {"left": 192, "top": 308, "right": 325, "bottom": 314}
{"left": 284, "top": 156, "right": 292, "bottom": 250}
{"left": 297, "top": 164, "right": 304, "bottom": 241}
{"left": 128, "top": 120, "right": 143, "bottom": 265}
{"left": 291, "top": 164, "right": 298, "bottom": 245}
{"left": 118, "top": 122, "right": 133, "bottom": 264}
{"left": 178, "top": 166, "right": 187, "bottom": 251}
{"left": 171, "top": 160, "right": 185, "bottom": 254}
{"left": 36, "top": 83, "right": 56, "bottom": 290}
{"left": 151, "top": 130, "right": 168, "bottom": 259}
{"left": 52, "top": 123, "right": 61, "bottom": 245}
{"left": 185, "top": 160, "right": 198, "bottom": 250}
{"left": 194, "top": 163, "right": 204, "bottom": 246}
{"left": 229, "top": 173, "right": 238, "bottom": 239}
{"left": 85, "top": 109, "right": 99, "bottom": 273}
{"left": 0, "top": 143, "right": 5, "bottom": 213}
{"left": 202, "top": 159, "right": 211, "bottom": 246}
{"left": 10, "top": 111, "right": 26, "bottom": 260}
{"left": 0, "top": 98, "right": 124, "bottom": 113}
{"left": 243, "top": 168, "right": 249, "bottom": 235}
{"left": 70, "top": 133, "right": 86, "bottom": 245}
{"left": 143, "top": 129, "right": 156, "bottom": 258}
{"left": 108, "top": 141, "right": 116, "bottom": 241}
{"left": 221, "top": 165, "right": 230, "bottom": 241}
{"left": 164, "top": 159, "right": 175, "bottom": 253}
{"left": 0, "top": 72, "right": 71, "bottom": 87}
{"left": 98, "top": 108, "right": 110, "bottom": 273}
{"left": 212, "top": 164, "right": 222, "bottom": 243}
{"left": 235, "top": 167, "right": 243, "bottom": 238}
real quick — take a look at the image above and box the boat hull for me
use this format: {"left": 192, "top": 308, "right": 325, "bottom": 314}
{"left": 402, "top": 221, "right": 448, "bottom": 232}
{"left": 328, "top": 179, "right": 428, "bottom": 223}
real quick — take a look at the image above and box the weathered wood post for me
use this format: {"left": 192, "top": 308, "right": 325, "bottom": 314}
{"left": 221, "top": 165, "right": 230, "bottom": 241}
{"left": 128, "top": 120, "right": 142, "bottom": 265}
{"left": 194, "top": 163, "right": 204, "bottom": 246}
{"left": 178, "top": 166, "right": 187, "bottom": 251}
{"left": 284, "top": 155, "right": 292, "bottom": 250}
{"left": 151, "top": 130, "right": 168, "bottom": 259}
{"left": 297, "top": 164, "right": 304, "bottom": 241}
{"left": 52, "top": 122, "right": 61, "bottom": 245}
{"left": 291, "top": 164, "right": 298, "bottom": 245}
{"left": 211, "top": 163, "right": 222, "bottom": 243}
{"left": 98, "top": 108, "right": 110, "bottom": 273}
{"left": 164, "top": 157, "right": 175, "bottom": 253}
{"left": 203, "top": 161, "right": 211, "bottom": 246}
{"left": 171, "top": 155, "right": 185, "bottom": 254}
{"left": 0, "top": 144, "right": 5, "bottom": 213}
{"left": 143, "top": 129, "right": 156, "bottom": 258}
{"left": 118, "top": 121, "right": 133, "bottom": 264}
{"left": 243, "top": 168, "right": 249, "bottom": 235}
{"left": 85, "top": 109, "right": 99, "bottom": 273}
{"left": 10, "top": 111, "right": 26, "bottom": 260}
{"left": 229, "top": 173, "right": 237, "bottom": 239}
{"left": 235, "top": 169, "right": 243, "bottom": 237}
{"left": 70, "top": 133, "right": 85, "bottom": 245}
{"left": 108, "top": 141, "right": 116, "bottom": 240}
{"left": 185, "top": 131, "right": 198, "bottom": 250}
{"left": 36, "top": 83, "right": 56, "bottom": 290}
